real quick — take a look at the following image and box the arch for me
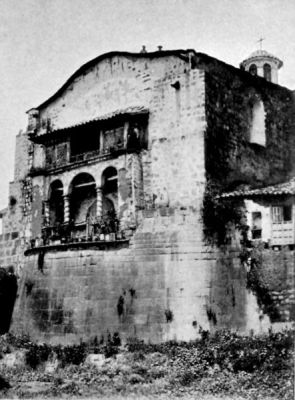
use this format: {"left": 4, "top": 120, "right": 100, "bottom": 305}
{"left": 69, "top": 173, "right": 97, "bottom": 224}
{"left": 263, "top": 63, "right": 272, "bottom": 82}
{"left": 102, "top": 167, "right": 118, "bottom": 194}
{"left": 48, "top": 180, "right": 64, "bottom": 226}
{"left": 101, "top": 167, "right": 118, "bottom": 218}
{"left": 249, "top": 100, "right": 266, "bottom": 146}
{"left": 249, "top": 64, "right": 257, "bottom": 76}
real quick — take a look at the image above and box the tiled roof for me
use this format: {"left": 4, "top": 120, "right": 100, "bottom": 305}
{"left": 220, "top": 178, "right": 295, "bottom": 198}
{"left": 42, "top": 106, "right": 149, "bottom": 135}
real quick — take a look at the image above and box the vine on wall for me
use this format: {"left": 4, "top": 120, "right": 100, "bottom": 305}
{"left": 240, "top": 247, "right": 281, "bottom": 322}
{"left": 202, "top": 182, "right": 247, "bottom": 245}
{"left": 202, "top": 64, "right": 293, "bottom": 245}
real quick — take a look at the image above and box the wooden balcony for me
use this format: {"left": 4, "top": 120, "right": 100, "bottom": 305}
{"left": 25, "top": 217, "right": 129, "bottom": 255}
{"left": 24, "top": 238, "right": 129, "bottom": 256}
{"left": 43, "top": 145, "right": 141, "bottom": 175}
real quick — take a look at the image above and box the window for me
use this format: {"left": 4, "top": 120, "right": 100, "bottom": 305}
{"left": 251, "top": 212, "right": 262, "bottom": 239}
{"left": 127, "top": 120, "right": 148, "bottom": 150}
{"left": 70, "top": 122, "right": 100, "bottom": 157}
{"left": 263, "top": 63, "right": 272, "bottom": 82}
{"left": 249, "top": 100, "right": 266, "bottom": 146}
{"left": 272, "top": 205, "right": 292, "bottom": 223}
{"left": 102, "top": 126, "right": 124, "bottom": 153}
{"left": 45, "top": 142, "right": 68, "bottom": 168}
{"left": 249, "top": 64, "right": 257, "bottom": 76}
{"left": 9, "top": 196, "right": 17, "bottom": 212}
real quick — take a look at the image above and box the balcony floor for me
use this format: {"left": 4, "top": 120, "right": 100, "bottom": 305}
{"left": 24, "top": 239, "right": 129, "bottom": 256}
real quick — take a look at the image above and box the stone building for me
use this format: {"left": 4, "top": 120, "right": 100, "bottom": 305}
{"left": 1, "top": 48, "right": 294, "bottom": 344}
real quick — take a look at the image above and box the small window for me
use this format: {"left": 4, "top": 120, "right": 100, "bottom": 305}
{"left": 272, "top": 205, "right": 292, "bottom": 223}
{"left": 263, "top": 64, "right": 272, "bottom": 82}
{"left": 251, "top": 212, "right": 262, "bottom": 239}
{"left": 283, "top": 205, "right": 292, "bottom": 222}
{"left": 9, "top": 196, "right": 17, "bottom": 208}
{"left": 249, "top": 64, "right": 257, "bottom": 76}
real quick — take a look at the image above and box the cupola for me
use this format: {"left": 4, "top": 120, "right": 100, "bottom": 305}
{"left": 240, "top": 48, "right": 283, "bottom": 84}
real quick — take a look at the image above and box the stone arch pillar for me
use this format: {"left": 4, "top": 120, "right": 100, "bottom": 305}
{"left": 63, "top": 194, "right": 70, "bottom": 224}
{"left": 43, "top": 200, "right": 50, "bottom": 226}
{"left": 96, "top": 186, "right": 103, "bottom": 219}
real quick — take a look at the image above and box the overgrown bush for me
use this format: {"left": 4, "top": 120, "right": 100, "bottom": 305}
{"left": 54, "top": 343, "right": 87, "bottom": 367}
{"left": 1, "top": 334, "right": 87, "bottom": 369}
{"left": 0, "top": 330, "right": 293, "bottom": 399}
{"left": 25, "top": 343, "right": 53, "bottom": 369}
{"left": 202, "top": 182, "right": 247, "bottom": 245}
{"left": 126, "top": 329, "right": 293, "bottom": 375}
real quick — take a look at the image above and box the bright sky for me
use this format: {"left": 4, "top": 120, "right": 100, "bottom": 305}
{"left": 0, "top": 0, "right": 294, "bottom": 208}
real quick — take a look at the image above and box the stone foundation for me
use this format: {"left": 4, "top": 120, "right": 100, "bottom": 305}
{"left": 12, "top": 210, "right": 294, "bottom": 344}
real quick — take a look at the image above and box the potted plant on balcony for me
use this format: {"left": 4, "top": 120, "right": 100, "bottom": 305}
{"left": 99, "top": 218, "right": 106, "bottom": 241}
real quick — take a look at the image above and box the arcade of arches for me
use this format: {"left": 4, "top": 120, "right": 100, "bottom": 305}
{"left": 43, "top": 168, "right": 120, "bottom": 242}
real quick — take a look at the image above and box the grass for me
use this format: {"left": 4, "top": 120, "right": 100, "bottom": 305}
{"left": 0, "top": 329, "right": 293, "bottom": 399}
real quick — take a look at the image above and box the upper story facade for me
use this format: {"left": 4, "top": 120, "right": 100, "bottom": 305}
{"left": 24, "top": 50, "right": 207, "bottom": 246}
{"left": 1, "top": 48, "right": 294, "bottom": 257}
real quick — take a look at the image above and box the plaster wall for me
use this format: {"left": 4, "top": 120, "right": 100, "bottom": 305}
{"left": 39, "top": 56, "right": 188, "bottom": 130}
{"left": 245, "top": 199, "right": 272, "bottom": 242}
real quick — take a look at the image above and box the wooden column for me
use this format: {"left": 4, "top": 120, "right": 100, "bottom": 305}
{"left": 123, "top": 121, "right": 129, "bottom": 149}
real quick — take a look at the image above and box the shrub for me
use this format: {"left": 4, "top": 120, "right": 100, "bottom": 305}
{"left": 55, "top": 343, "right": 87, "bottom": 367}
{"left": 0, "top": 375, "right": 10, "bottom": 391}
{"left": 25, "top": 343, "right": 52, "bottom": 369}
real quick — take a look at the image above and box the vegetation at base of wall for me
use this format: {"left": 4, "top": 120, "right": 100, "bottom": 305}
{"left": 0, "top": 331, "right": 122, "bottom": 369}
{"left": 0, "top": 330, "right": 293, "bottom": 399}
{"left": 240, "top": 244, "right": 284, "bottom": 322}
{"left": 240, "top": 246, "right": 282, "bottom": 322}
{"left": 125, "top": 329, "right": 293, "bottom": 374}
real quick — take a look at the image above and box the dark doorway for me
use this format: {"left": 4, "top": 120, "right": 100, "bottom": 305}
{"left": 0, "top": 267, "right": 18, "bottom": 334}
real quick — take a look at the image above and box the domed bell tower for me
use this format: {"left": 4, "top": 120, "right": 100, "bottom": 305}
{"left": 240, "top": 41, "right": 283, "bottom": 84}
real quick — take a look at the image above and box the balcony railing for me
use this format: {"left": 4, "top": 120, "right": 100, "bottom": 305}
{"left": 44, "top": 145, "right": 141, "bottom": 172}
{"left": 29, "top": 214, "right": 125, "bottom": 249}
{"left": 70, "top": 149, "right": 102, "bottom": 163}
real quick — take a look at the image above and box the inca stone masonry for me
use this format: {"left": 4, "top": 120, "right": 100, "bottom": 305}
{"left": 0, "top": 48, "right": 294, "bottom": 343}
